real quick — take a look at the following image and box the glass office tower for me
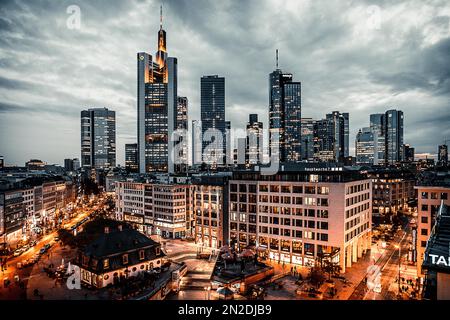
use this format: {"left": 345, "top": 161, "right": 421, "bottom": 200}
{"left": 137, "top": 9, "right": 177, "bottom": 173}
{"left": 385, "top": 109, "right": 404, "bottom": 165}
{"left": 201, "top": 75, "right": 226, "bottom": 166}
{"left": 269, "top": 64, "right": 301, "bottom": 163}
{"left": 80, "top": 108, "right": 116, "bottom": 169}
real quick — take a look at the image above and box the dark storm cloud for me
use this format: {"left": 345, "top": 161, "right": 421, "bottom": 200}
{"left": 0, "top": 0, "right": 449, "bottom": 165}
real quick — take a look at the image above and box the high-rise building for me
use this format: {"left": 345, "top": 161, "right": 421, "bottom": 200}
{"left": 369, "top": 114, "right": 384, "bottom": 165}
{"left": 326, "top": 111, "right": 349, "bottom": 163}
{"left": 64, "top": 158, "right": 80, "bottom": 172}
{"left": 301, "top": 118, "right": 315, "bottom": 161}
{"left": 355, "top": 127, "right": 375, "bottom": 165}
{"left": 246, "top": 114, "right": 263, "bottom": 165}
{"left": 201, "top": 75, "right": 225, "bottom": 166}
{"left": 403, "top": 144, "right": 415, "bottom": 162}
{"left": 80, "top": 108, "right": 116, "bottom": 169}
{"left": 385, "top": 109, "right": 404, "bottom": 165}
{"left": 137, "top": 7, "right": 177, "bottom": 173}
{"left": 269, "top": 53, "right": 301, "bottom": 163}
{"left": 225, "top": 121, "right": 232, "bottom": 165}
{"left": 174, "top": 96, "right": 188, "bottom": 171}
{"left": 191, "top": 120, "right": 202, "bottom": 166}
{"left": 125, "top": 143, "right": 138, "bottom": 173}
{"left": 438, "top": 145, "right": 448, "bottom": 167}
{"left": 313, "top": 119, "right": 334, "bottom": 162}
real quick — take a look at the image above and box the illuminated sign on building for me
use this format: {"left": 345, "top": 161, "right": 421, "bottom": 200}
{"left": 428, "top": 254, "right": 450, "bottom": 267}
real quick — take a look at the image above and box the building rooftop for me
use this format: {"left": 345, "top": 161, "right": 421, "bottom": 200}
{"left": 80, "top": 227, "right": 165, "bottom": 273}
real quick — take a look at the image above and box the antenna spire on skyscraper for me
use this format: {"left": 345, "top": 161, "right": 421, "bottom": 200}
{"left": 160, "top": 4, "right": 163, "bottom": 30}
{"left": 276, "top": 49, "right": 279, "bottom": 69}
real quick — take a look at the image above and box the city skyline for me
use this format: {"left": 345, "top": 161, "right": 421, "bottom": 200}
{"left": 1, "top": 0, "right": 450, "bottom": 166}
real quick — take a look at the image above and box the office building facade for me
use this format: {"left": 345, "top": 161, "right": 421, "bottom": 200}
{"left": 80, "top": 108, "right": 116, "bottom": 169}
{"left": 137, "top": 12, "right": 177, "bottom": 173}
{"left": 125, "top": 143, "right": 139, "bottom": 173}
{"left": 385, "top": 109, "right": 404, "bottom": 164}
{"left": 355, "top": 127, "right": 375, "bottom": 165}
{"left": 201, "top": 75, "right": 226, "bottom": 166}
{"left": 269, "top": 66, "right": 301, "bottom": 163}
{"left": 228, "top": 167, "right": 372, "bottom": 273}
{"left": 246, "top": 114, "right": 263, "bottom": 165}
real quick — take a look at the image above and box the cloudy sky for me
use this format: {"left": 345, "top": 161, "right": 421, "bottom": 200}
{"left": 0, "top": 0, "right": 449, "bottom": 166}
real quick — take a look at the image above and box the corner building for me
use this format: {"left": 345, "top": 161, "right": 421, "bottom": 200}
{"left": 228, "top": 166, "right": 372, "bottom": 273}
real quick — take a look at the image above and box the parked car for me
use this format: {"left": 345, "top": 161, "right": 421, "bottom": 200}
{"left": 39, "top": 248, "right": 46, "bottom": 255}
{"left": 54, "top": 237, "right": 60, "bottom": 242}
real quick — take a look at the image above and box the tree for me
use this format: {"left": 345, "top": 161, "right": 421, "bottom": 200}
{"left": 308, "top": 267, "right": 325, "bottom": 287}
{"left": 322, "top": 260, "right": 342, "bottom": 281}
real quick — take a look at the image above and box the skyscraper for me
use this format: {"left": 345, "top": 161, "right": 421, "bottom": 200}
{"left": 64, "top": 158, "right": 80, "bottom": 172}
{"left": 438, "top": 144, "right": 448, "bottom": 166}
{"left": 403, "top": 144, "right": 415, "bottom": 163}
{"left": 191, "top": 120, "right": 202, "bottom": 166}
{"left": 313, "top": 118, "right": 334, "bottom": 162}
{"left": 385, "top": 109, "right": 404, "bottom": 165}
{"left": 137, "top": 7, "right": 177, "bottom": 173}
{"left": 174, "top": 96, "right": 188, "bottom": 171}
{"left": 80, "top": 108, "right": 116, "bottom": 169}
{"left": 370, "top": 113, "right": 385, "bottom": 165}
{"left": 355, "top": 127, "right": 375, "bottom": 165}
{"left": 246, "top": 114, "right": 263, "bottom": 165}
{"left": 201, "top": 75, "right": 225, "bottom": 166}
{"left": 268, "top": 51, "right": 301, "bottom": 163}
{"left": 301, "top": 118, "right": 315, "bottom": 161}
{"left": 125, "top": 143, "right": 139, "bottom": 173}
{"left": 326, "top": 111, "right": 349, "bottom": 163}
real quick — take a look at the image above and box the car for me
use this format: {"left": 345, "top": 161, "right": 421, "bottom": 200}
{"left": 13, "top": 249, "right": 23, "bottom": 257}
{"left": 39, "top": 248, "right": 46, "bottom": 255}
{"left": 44, "top": 243, "right": 51, "bottom": 250}
{"left": 54, "top": 237, "right": 60, "bottom": 241}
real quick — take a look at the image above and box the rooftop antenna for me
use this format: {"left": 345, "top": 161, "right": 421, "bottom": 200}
{"left": 160, "top": 5, "right": 163, "bottom": 30}
{"left": 276, "top": 49, "right": 279, "bottom": 69}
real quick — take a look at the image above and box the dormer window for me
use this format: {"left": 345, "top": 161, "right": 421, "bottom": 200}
{"left": 155, "top": 247, "right": 161, "bottom": 255}
{"left": 122, "top": 254, "right": 129, "bottom": 265}
{"left": 82, "top": 255, "right": 89, "bottom": 267}
{"left": 103, "top": 259, "right": 110, "bottom": 270}
{"left": 139, "top": 250, "right": 145, "bottom": 260}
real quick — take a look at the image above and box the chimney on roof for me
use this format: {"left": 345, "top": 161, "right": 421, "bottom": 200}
{"left": 104, "top": 226, "right": 110, "bottom": 234}
{"left": 118, "top": 225, "right": 123, "bottom": 232}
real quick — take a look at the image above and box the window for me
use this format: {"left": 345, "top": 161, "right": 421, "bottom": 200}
{"left": 103, "top": 259, "right": 110, "bottom": 270}
{"left": 122, "top": 254, "right": 129, "bottom": 265}
{"left": 421, "top": 241, "right": 427, "bottom": 248}
{"left": 431, "top": 192, "right": 438, "bottom": 199}
{"left": 441, "top": 192, "right": 448, "bottom": 200}
{"left": 139, "top": 250, "right": 145, "bottom": 260}
{"left": 421, "top": 229, "right": 428, "bottom": 236}
{"left": 421, "top": 192, "right": 428, "bottom": 199}
{"left": 155, "top": 247, "right": 161, "bottom": 255}
{"left": 421, "top": 216, "right": 428, "bottom": 224}
{"left": 421, "top": 205, "right": 428, "bottom": 211}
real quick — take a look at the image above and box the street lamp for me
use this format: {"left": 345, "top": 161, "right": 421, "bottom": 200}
{"left": 395, "top": 244, "right": 401, "bottom": 298}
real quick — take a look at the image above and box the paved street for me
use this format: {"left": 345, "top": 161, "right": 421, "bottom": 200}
{"left": 349, "top": 218, "right": 418, "bottom": 300}
{"left": 0, "top": 197, "right": 103, "bottom": 300}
